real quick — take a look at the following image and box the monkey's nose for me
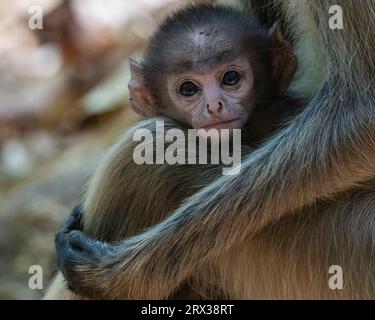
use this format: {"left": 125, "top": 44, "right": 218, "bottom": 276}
{"left": 207, "top": 101, "right": 223, "bottom": 114}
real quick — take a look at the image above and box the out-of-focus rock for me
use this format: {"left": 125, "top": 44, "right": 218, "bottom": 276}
{"left": 1, "top": 139, "right": 33, "bottom": 179}
{"left": 80, "top": 59, "right": 133, "bottom": 116}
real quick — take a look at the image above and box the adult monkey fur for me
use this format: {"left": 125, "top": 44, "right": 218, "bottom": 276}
{"left": 46, "top": 0, "right": 375, "bottom": 299}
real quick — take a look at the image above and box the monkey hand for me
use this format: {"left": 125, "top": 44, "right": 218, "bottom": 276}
{"left": 56, "top": 230, "right": 122, "bottom": 299}
{"left": 55, "top": 207, "right": 166, "bottom": 299}
{"left": 58, "top": 204, "right": 84, "bottom": 233}
{"left": 55, "top": 230, "right": 119, "bottom": 298}
{"left": 55, "top": 205, "right": 116, "bottom": 298}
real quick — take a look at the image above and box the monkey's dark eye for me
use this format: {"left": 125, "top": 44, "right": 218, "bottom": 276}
{"left": 179, "top": 81, "right": 199, "bottom": 97}
{"left": 222, "top": 70, "right": 241, "bottom": 86}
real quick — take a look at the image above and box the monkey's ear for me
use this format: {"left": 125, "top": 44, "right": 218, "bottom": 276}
{"left": 268, "top": 22, "right": 297, "bottom": 93}
{"left": 128, "top": 58, "right": 163, "bottom": 117}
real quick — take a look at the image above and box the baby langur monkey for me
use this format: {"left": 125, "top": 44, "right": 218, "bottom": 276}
{"left": 49, "top": 4, "right": 306, "bottom": 300}
{"left": 128, "top": 5, "right": 305, "bottom": 143}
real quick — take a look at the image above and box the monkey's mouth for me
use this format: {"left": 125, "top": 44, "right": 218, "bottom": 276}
{"left": 201, "top": 118, "right": 242, "bottom": 130}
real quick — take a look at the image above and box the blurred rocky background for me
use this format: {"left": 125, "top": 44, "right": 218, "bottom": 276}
{"left": 0, "top": 0, "right": 243, "bottom": 299}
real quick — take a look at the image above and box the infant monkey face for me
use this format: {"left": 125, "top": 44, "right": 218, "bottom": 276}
{"left": 167, "top": 57, "right": 254, "bottom": 131}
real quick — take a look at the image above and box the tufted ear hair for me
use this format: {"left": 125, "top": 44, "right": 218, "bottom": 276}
{"left": 268, "top": 22, "right": 297, "bottom": 93}
{"left": 128, "top": 58, "right": 163, "bottom": 117}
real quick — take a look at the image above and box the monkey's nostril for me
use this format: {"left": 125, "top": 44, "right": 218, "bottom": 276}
{"left": 218, "top": 102, "right": 223, "bottom": 112}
